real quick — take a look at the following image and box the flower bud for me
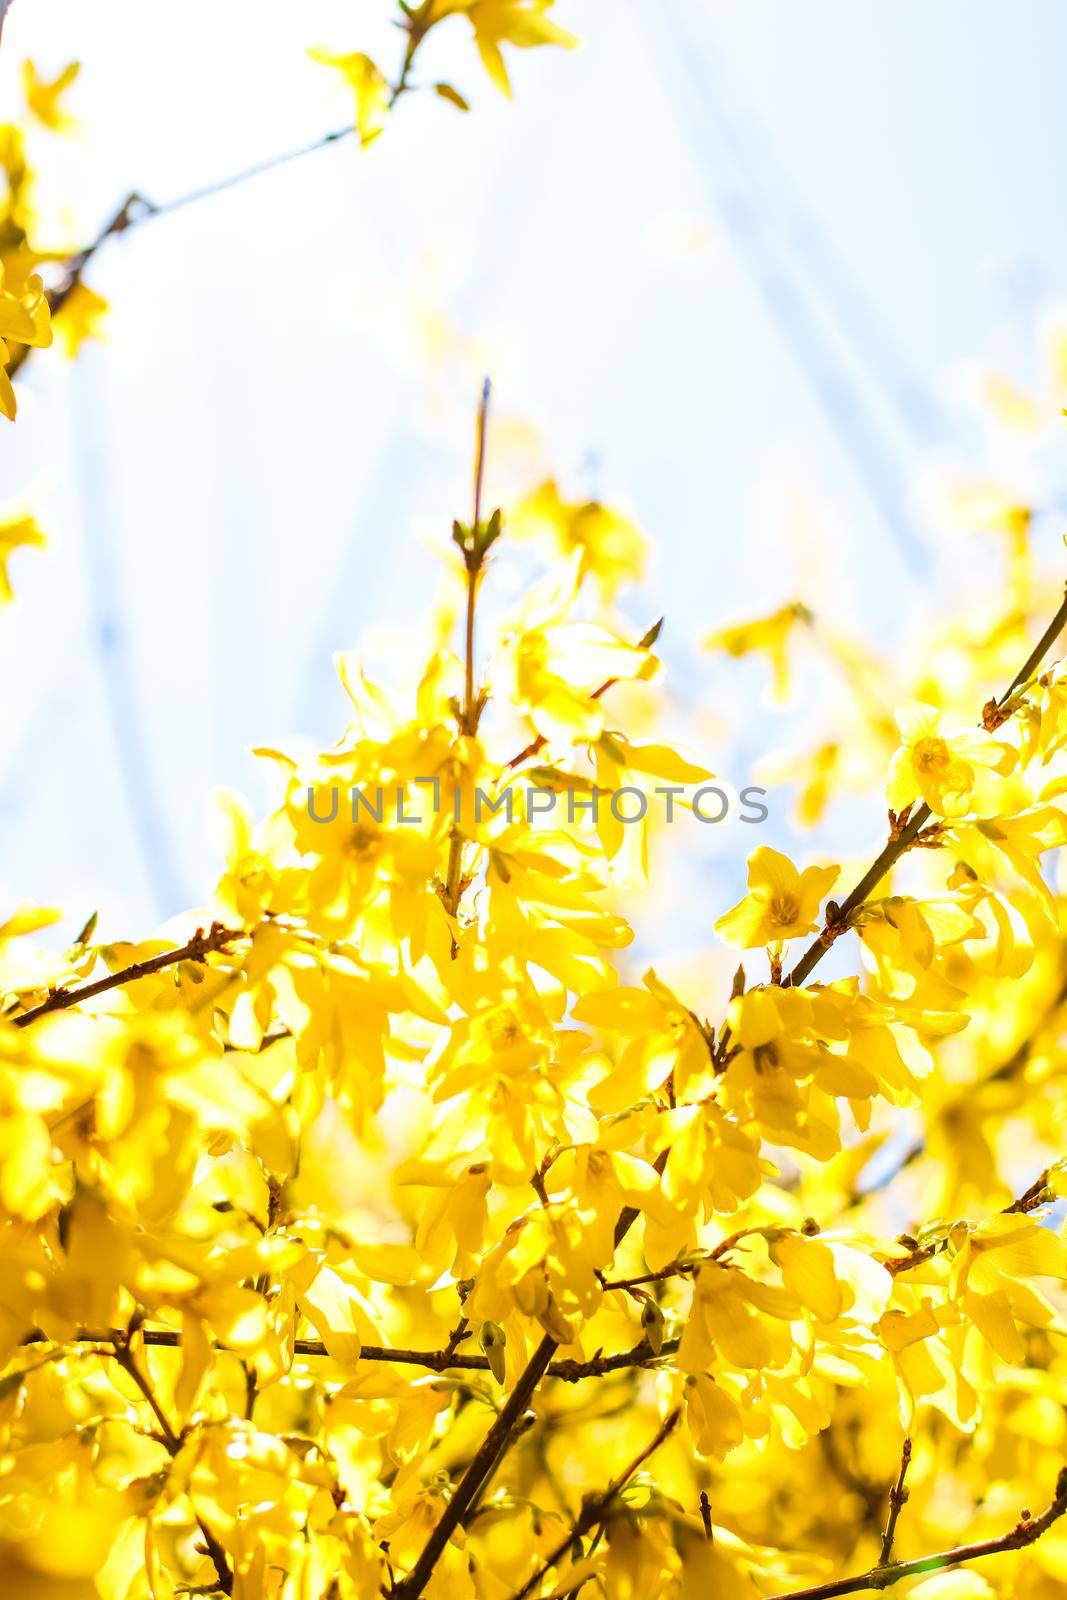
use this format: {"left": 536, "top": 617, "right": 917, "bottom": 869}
{"left": 479, "top": 1320, "right": 507, "bottom": 1385}
{"left": 641, "top": 1298, "right": 665, "bottom": 1355}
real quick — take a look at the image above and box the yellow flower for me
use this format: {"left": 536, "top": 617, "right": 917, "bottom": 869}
{"left": 684, "top": 1372, "right": 745, "bottom": 1461}
{"left": 855, "top": 894, "right": 983, "bottom": 1006}
{"left": 435, "top": 1, "right": 579, "bottom": 97}
{"left": 887, "top": 702, "right": 1009, "bottom": 817}
{"left": 714, "top": 845, "right": 838, "bottom": 949}
{"left": 948, "top": 1213, "right": 1067, "bottom": 1363}
{"left": 510, "top": 478, "right": 646, "bottom": 598}
{"left": 0, "top": 256, "right": 53, "bottom": 420}
{"left": 411, "top": 1160, "right": 491, "bottom": 1279}
{"left": 565, "top": 1143, "right": 673, "bottom": 1260}
{"left": 573, "top": 968, "right": 712, "bottom": 1110}
{"left": 21, "top": 60, "right": 81, "bottom": 132}
{"left": 721, "top": 985, "right": 840, "bottom": 1158}
{"left": 464, "top": 1201, "right": 603, "bottom": 1341}
{"left": 511, "top": 617, "right": 659, "bottom": 742}
{"left": 52, "top": 281, "right": 108, "bottom": 358}
{"left": 704, "top": 600, "right": 812, "bottom": 700}
{"left": 0, "top": 502, "right": 45, "bottom": 604}
{"left": 592, "top": 731, "right": 712, "bottom": 880}
{"left": 307, "top": 49, "right": 389, "bottom": 146}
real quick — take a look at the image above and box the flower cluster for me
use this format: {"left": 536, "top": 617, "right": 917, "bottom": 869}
{"left": 4, "top": 14, "right": 1067, "bottom": 1600}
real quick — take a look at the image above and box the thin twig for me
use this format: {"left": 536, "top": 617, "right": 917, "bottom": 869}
{"left": 600, "top": 1226, "right": 754, "bottom": 1296}
{"left": 19, "top": 1170, "right": 1053, "bottom": 1385}
{"left": 445, "top": 1316, "right": 471, "bottom": 1357}
{"left": 786, "top": 584, "right": 1067, "bottom": 990}
{"left": 884, "top": 1165, "right": 1054, "bottom": 1276}
{"left": 11, "top": 134, "right": 361, "bottom": 381}
{"left": 111, "top": 1338, "right": 233, "bottom": 1595}
{"left": 389, "top": 0, "right": 436, "bottom": 107}
{"left": 394, "top": 1334, "right": 560, "bottom": 1598}
{"left": 1003, "top": 1169, "right": 1054, "bottom": 1215}
{"left": 6, "top": 193, "right": 149, "bottom": 377}
{"left": 8, "top": 921, "right": 243, "bottom": 1027}
{"left": 10, "top": 4, "right": 439, "bottom": 381}
{"left": 443, "top": 378, "right": 493, "bottom": 920}
{"left": 767, "top": 1466, "right": 1067, "bottom": 1600}
{"left": 878, "top": 1437, "right": 912, "bottom": 1565}
{"left": 471, "top": 380, "right": 490, "bottom": 660}
{"left": 391, "top": 1146, "right": 1063, "bottom": 1597}
{"left": 20, "top": 1325, "right": 675, "bottom": 1382}
{"left": 392, "top": 1171, "right": 672, "bottom": 1600}
{"left": 462, "top": 376, "right": 491, "bottom": 734}
{"left": 510, "top": 1408, "right": 681, "bottom": 1600}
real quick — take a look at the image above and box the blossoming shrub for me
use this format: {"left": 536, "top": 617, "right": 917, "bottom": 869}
{"left": 5, "top": 9, "right": 1067, "bottom": 1600}
{"left": 1, "top": 384, "right": 1066, "bottom": 1599}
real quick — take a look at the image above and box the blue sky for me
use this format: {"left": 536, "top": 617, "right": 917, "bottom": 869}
{"left": 2, "top": 0, "right": 1067, "bottom": 947}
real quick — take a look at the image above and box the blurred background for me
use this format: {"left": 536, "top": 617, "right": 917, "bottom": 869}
{"left": 3, "top": 0, "right": 1067, "bottom": 950}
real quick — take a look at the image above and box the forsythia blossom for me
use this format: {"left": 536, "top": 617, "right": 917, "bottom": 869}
{"left": 4, "top": 22, "right": 1067, "bottom": 1600}
{"left": 714, "top": 845, "right": 839, "bottom": 949}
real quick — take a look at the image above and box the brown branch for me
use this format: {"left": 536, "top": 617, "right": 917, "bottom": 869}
{"left": 391, "top": 1149, "right": 673, "bottom": 1600}
{"left": 600, "top": 1227, "right": 756, "bottom": 1295}
{"left": 1003, "top": 1168, "right": 1054, "bottom": 1214}
{"left": 510, "top": 1408, "right": 681, "bottom": 1600}
{"left": 599, "top": 1263, "right": 693, "bottom": 1294}
{"left": 785, "top": 803, "right": 931, "bottom": 989}
{"left": 9, "top": 7, "right": 439, "bottom": 380}
{"left": 878, "top": 1437, "right": 912, "bottom": 1565}
{"left": 20, "top": 1171, "right": 1054, "bottom": 1382}
{"left": 438, "top": 381, "right": 501, "bottom": 947}
{"left": 1002, "top": 591, "right": 1067, "bottom": 701}
{"left": 545, "top": 1337, "right": 678, "bottom": 1381}
{"left": 388, "top": 1149, "right": 1060, "bottom": 1598}
{"left": 110, "top": 1338, "right": 233, "bottom": 1595}
{"left": 767, "top": 1465, "right": 1067, "bottom": 1600}
{"left": 786, "top": 583, "right": 1067, "bottom": 990}
{"left": 394, "top": 1333, "right": 560, "bottom": 1597}
{"left": 445, "top": 1315, "right": 471, "bottom": 1356}
{"left": 6, "top": 193, "right": 150, "bottom": 379}
{"left": 460, "top": 1403, "right": 542, "bottom": 1528}
{"left": 389, "top": 0, "right": 436, "bottom": 105}
{"left": 884, "top": 1165, "right": 1054, "bottom": 1276}
{"left": 8, "top": 921, "right": 243, "bottom": 1027}
{"left": 19, "top": 1325, "right": 674, "bottom": 1383}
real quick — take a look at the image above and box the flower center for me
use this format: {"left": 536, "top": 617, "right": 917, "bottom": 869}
{"left": 345, "top": 823, "right": 380, "bottom": 859}
{"left": 485, "top": 1013, "right": 523, "bottom": 1049}
{"left": 913, "top": 735, "right": 950, "bottom": 772}
{"left": 754, "top": 1042, "right": 779, "bottom": 1072}
{"left": 768, "top": 893, "right": 800, "bottom": 927}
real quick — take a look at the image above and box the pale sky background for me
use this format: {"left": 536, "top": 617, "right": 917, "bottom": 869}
{"left": 2, "top": 0, "right": 1067, "bottom": 950}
